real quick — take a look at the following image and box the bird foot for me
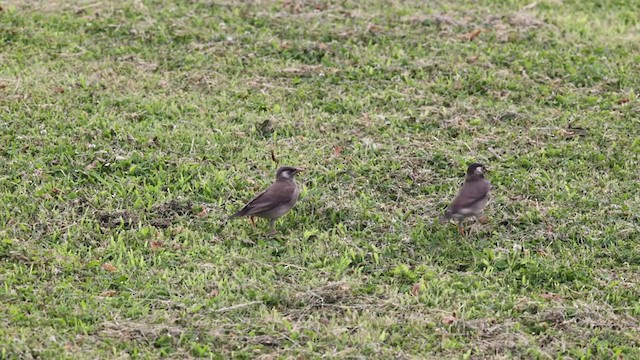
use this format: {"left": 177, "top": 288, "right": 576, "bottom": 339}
{"left": 266, "top": 229, "right": 279, "bottom": 237}
{"left": 458, "top": 226, "right": 466, "bottom": 235}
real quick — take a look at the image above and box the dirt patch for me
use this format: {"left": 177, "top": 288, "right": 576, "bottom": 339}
{"left": 294, "top": 281, "right": 352, "bottom": 307}
{"left": 507, "top": 11, "right": 546, "bottom": 29}
{"left": 99, "top": 320, "right": 183, "bottom": 342}
{"left": 79, "top": 197, "right": 196, "bottom": 229}
{"left": 246, "top": 334, "right": 280, "bottom": 347}
{"left": 97, "top": 210, "right": 138, "bottom": 229}
{"left": 149, "top": 199, "right": 194, "bottom": 229}
{"left": 279, "top": 64, "right": 337, "bottom": 77}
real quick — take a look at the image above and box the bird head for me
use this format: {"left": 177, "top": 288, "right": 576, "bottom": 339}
{"left": 466, "top": 163, "right": 486, "bottom": 180}
{"left": 276, "top": 166, "right": 305, "bottom": 180}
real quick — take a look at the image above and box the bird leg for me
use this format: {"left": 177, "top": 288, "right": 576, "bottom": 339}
{"left": 266, "top": 219, "right": 278, "bottom": 236}
{"left": 249, "top": 216, "right": 256, "bottom": 227}
{"left": 457, "top": 220, "right": 465, "bottom": 235}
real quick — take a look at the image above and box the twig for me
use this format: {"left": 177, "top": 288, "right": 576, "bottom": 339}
{"left": 214, "top": 301, "right": 262, "bottom": 313}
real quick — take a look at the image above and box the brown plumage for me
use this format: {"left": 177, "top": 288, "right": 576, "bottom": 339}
{"left": 440, "top": 163, "right": 491, "bottom": 234}
{"left": 229, "top": 166, "right": 303, "bottom": 234}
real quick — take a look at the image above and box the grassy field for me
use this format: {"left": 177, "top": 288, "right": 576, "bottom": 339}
{"left": 1, "top": 0, "right": 640, "bottom": 358}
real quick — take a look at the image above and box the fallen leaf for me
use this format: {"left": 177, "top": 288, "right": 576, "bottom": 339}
{"left": 442, "top": 314, "right": 457, "bottom": 325}
{"left": 317, "top": 42, "right": 328, "bottom": 51}
{"left": 101, "top": 263, "right": 118, "bottom": 273}
{"left": 51, "top": 188, "right": 61, "bottom": 195}
{"left": 410, "top": 283, "right": 421, "bottom": 296}
{"left": 53, "top": 87, "right": 65, "bottom": 94}
{"left": 367, "top": 24, "right": 383, "bottom": 33}
{"left": 100, "top": 290, "right": 119, "bottom": 297}
{"left": 618, "top": 98, "right": 629, "bottom": 105}
{"left": 540, "top": 292, "right": 563, "bottom": 301}
{"left": 461, "top": 29, "right": 482, "bottom": 41}
{"left": 150, "top": 241, "right": 163, "bottom": 249}
{"left": 209, "top": 287, "right": 220, "bottom": 297}
{"left": 467, "top": 56, "right": 479, "bottom": 64}
{"left": 333, "top": 146, "right": 343, "bottom": 157}
{"left": 271, "top": 150, "right": 278, "bottom": 164}
{"left": 196, "top": 206, "right": 208, "bottom": 218}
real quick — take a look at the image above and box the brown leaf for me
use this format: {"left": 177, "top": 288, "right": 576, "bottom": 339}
{"left": 150, "top": 241, "right": 163, "bottom": 250}
{"left": 618, "top": 98, "right": 629, "bottom": 105}
{"left": 467, "top": 56, "right": 479, "bottom": 64}
{"left": 410, "top": 283, "right": 421, "bottom": 296}
{"left": 271, "top": 150, "right": 278, "bottom": 164}
{"left": 53, "top": 87, "right": 65, "bottom": 94}
{"left": 100, "top": 290, "right": 119, "bottom": 297}
{"left": 367, "top": 24, "right": 383, "bottom": 33}
{"left": 51, "top": 188, "right": 61, "bottom": 195}
{"left": 333, "top": 146, "right": 343, "bottom": 157}
{"left": 442, "top": 314, "right": 457, "bottom": 324}
{"left": 317, "top": 42, "right": 328, "bottom": 51}
{"left": 461, "top": 29, "right": 482, "bottom": 41}
{"left": 540, "top": 292, "right": 563, "bottom": 301}
{"left": 209, "top": 287, "right": 219, "bottom": 298}
{"left": 101, "top": 262, "right": 118, "bottom": 273}
{"left": 196, "top": 206, "right": 208, "bottom": 218}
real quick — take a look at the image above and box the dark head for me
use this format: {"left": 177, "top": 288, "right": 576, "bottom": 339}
{"left": 276, "top": 166, "right": 304, "bottom": 180}
{"left": 466, "top": 163, "right": 486, "bottom": 181}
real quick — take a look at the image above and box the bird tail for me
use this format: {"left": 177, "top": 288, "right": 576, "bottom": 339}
{"left": 228, "top": 208, "right": 246, "bottom": 220}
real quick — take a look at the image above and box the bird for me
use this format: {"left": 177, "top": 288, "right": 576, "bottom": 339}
{"left": 229, "top": 166, "right": 304, "bottom": 235}
{"left": 439, "top": 163, "right": 491, "bottom": 235}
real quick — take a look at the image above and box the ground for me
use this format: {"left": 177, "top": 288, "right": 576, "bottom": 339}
{"left": 1, "top": 0, "right": 640, "bottom": 358}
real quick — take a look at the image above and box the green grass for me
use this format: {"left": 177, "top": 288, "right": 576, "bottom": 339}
{"left": 1, "top": 0, "right": 640, "bottom": 358}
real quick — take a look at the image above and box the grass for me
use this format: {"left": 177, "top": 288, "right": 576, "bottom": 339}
{"left": 1, "top": 0, "right": 640, "bottom": 358}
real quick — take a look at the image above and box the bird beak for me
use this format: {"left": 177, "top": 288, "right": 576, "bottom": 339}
{"left": 295, "top": 168, "right": 305, "bottom": 173}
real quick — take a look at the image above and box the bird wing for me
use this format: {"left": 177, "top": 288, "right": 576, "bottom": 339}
{"left": 230, "top": 181, "right": 297, "bottom": 218}
{"left": 450, "top": 179, "right": 491, "bottom": 212}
